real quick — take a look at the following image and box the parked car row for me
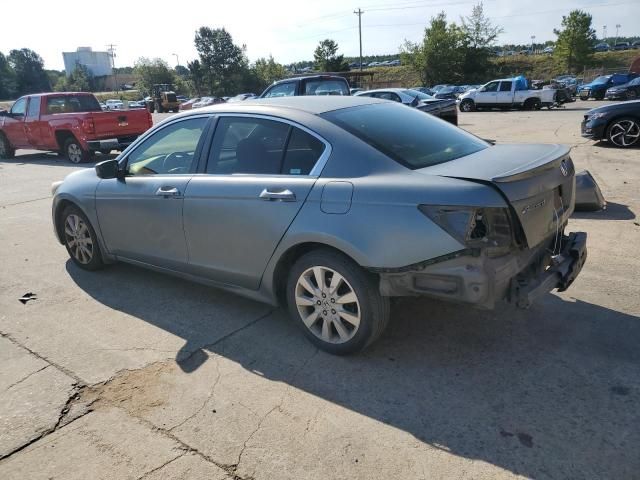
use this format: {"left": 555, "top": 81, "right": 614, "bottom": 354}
{"left": 578, "top": 73, "right": 639, "bottom": 100}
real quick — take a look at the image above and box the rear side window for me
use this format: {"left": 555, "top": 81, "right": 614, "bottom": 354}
{"left": 323, "top": 103, "right": 488, "bottom": 170}
{"left": 46, "top": 95, "right": 101, "bottom": 114}
{"left": 499, "top": 81, "right": 512, "bottom": 92}
{"left": 304, "top": 79, "right": 349, "bottom": 96}
{"left": 263, "top": 83, "right": 296, "bottom": 98}
{"left": 206, "top": 117, "right": 325, "bottom": 175}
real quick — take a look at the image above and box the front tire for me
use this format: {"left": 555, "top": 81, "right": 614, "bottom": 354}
{"left": 606, "top": 117, "right": 640, "bottom": 148}
{"left": 60, "top": 205, "right": 104, "bottom": 270}
{"left": 63, "top": 137, "right": 89, "bottom": 164}
{"left": 459, "top": 99, "right": 475, "bottom": 112}
{"left": 0, "top": 133, "right": 15, "bottom": 159}
{"left": 286, "top": 249, "right": 390, "bottom": 355}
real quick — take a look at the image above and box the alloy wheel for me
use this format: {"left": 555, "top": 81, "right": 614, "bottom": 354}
{"left": 64, "top": 214, "right": 93, "bottom": 264}
{"left": 295, "top": 266, "right": 361, "bottom": 344}
{"left": 67, "top": 143, "right": 83, "bottom": 163}
{"left": 609, "top": 120, "right": 640, "bottom": 147}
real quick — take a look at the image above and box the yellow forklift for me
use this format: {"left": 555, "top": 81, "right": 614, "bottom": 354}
{"left": 146, "top": 84, "right": 180, "bottom": 113}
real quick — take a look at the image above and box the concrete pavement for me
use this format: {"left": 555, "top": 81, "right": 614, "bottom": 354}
{"left": 0, "top": 104, "right": 638, "bottom": 479}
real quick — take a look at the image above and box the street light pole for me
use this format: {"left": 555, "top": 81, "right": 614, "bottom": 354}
{"left": 615, "top": 24, "right": 621, "bottom": 44}
{"left": 172, "top": 53, "right": 180, "bottom": 68}
{"left": 602, "top": 25, "right": 607, "bottom": 42}
{"left": 354, "top": 8, "right": 364, "bottom": 71}
{"left": 531, "top": 35, "right": 536, "bottom": 54}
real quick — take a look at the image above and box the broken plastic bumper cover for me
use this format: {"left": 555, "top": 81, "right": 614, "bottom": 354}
{"left": 377, "top": 232, "right": 587, "bottom": 309}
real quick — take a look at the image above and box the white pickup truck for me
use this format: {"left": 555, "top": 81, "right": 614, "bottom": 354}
{"left": 458, "top": 77, "right": 556, "bottom": 112}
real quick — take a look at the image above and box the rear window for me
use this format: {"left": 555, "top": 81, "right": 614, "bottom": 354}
{"left": 46, "top": 95, "right": 102, "bottom": 114}
{"left": 304, "top": 79, "right": 349, "bottom": 96}
{"left": 323, "top": 103, "right": 488, "bottom": 169}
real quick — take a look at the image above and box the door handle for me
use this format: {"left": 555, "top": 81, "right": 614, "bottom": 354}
{"left": 155, "top": 186, "right": 181, "bottom": 197}
{"left": 259, "top": 188, "right": 296, "bottom": 202}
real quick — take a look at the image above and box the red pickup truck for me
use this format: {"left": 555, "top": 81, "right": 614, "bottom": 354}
{"left": 0, "top": 92, "right": 153, "bottom": 163}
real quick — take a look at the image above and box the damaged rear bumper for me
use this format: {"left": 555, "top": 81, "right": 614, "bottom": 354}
{"left": 377, "top": 232, "right": 587, "bottom": 309}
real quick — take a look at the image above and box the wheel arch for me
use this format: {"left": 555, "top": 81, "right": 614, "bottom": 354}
{"left": 54, "top": 130, "right": 79, "bottom": 151}
{"left": 269, "top": 241, "right": 365, "bottom": 306}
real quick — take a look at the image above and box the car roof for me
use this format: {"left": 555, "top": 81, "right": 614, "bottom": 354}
{"left": 272, "top": 75, "right": 348, "bottom": 85}
{"left": 185, "top": 96, "right": 387, "bottom": 115}
{"left": 356, "top": 88, "right": 408, "bottom": 94}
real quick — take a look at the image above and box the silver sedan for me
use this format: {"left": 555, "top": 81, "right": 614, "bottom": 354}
{"left": 52, "top": 96, "right": 586, "bottom": 354}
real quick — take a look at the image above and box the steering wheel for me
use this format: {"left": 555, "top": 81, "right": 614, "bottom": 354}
{"left": 162, "top": 152, "right": 189, "bottom": 174}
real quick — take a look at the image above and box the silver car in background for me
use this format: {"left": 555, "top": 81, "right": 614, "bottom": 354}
{"left": 51, "top": 97, "right": 587, "bottom": 354}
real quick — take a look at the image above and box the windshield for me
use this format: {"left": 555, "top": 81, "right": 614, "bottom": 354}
{"left": 592, "top": 76, "right": 611, "bottom": 84}
{"left": 323, "top": 103, "right": 488, "bottom": 169}
{"left": 402, "top": 89, "right": 433, "bottom": 100}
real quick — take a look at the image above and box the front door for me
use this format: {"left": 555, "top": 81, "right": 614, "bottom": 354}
{"left": 24, "top": 96, "right": 42, "bottom": 146}
{"left": 475, "top": 81, "right": 500, "bottom": 106}
{"left": 3, "top": 97, "right": 29, "bottom": 148}
{"left": 95, "top": 116, "right": 210, "bottom": 269}
{"left": 183, "top": 116, "right": 328, "bottom": 289}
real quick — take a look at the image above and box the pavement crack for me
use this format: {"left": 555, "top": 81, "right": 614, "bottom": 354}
{"left": 0, "top": 196, "right": 51, "bottom": 208}
{"left": 5, "top": 364, "right": 50, "bottom": 390}
{"left": 169, "top": 356, "right": 222, "bottom": 432}
{"left": 0, "top": 330, "right": 84, "bottom": 383}
{"left": 135, "top": 452, "right": 186, "bottom": 480}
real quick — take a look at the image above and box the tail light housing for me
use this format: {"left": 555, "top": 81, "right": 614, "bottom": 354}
{"left": 81, "top": 118, "right": 95, "bottom": 134}
{"left": 419, "top": 205, "right": 514, "bottom": 252}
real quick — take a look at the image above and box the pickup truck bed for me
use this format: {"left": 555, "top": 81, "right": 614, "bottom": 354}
{"left": 0, "top": 92, "right": 153, "bottom": 163}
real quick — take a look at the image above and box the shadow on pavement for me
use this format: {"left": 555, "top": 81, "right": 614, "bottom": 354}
{"left": 572, "top": 201, "right": 636, "bottom": 220}
{"left": 66, "top": 260, "right": 640, "bottom": 479}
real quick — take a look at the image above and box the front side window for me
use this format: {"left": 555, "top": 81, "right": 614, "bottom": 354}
{"left": 323, "top": 103, "right": 488, "bottom": 170}
{"left": 482, "top": 82, "right": 499, "bottom": 92}
{"left": 304, "top": 79, "right": 349, "bottom": 96}
{"left": 27, "top": 98, "right": 40, "bottom": 118}
{"left": 263, "top": 83, "right": 296, "bottom": 98}
{"left": 126, "top": 117, "right": 207, "bottom": 176}
{"left": 10, "top": 98, "right": 26, "bottom": 116}
{"left": 206, "top": 117, "right": 325, "bottom": 176}
{"left": 499, "top": 81, "right": 513, "bottom": 92}
{"left": 372, "top": 92, "right": 401, "bottom": 102}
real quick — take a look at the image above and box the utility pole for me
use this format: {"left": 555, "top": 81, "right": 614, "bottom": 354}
{"left": 354, "top": 8, "right": 364, "bottom": 71}
{"left": 107, "top": 44, "right": 118, "bottom": 93}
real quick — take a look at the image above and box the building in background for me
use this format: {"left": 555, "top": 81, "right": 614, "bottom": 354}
{"left": 62, "top": 47, "right": 112, "bottom": 77}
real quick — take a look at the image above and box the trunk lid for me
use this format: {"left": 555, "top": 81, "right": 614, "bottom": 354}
{"left": 89, "top": 110, "right": 151, "bottom": 138}
{"left": 418, "top": 144, "right": 576, "bottom": 247}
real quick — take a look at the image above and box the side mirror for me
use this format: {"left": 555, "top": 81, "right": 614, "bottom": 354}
{"left": 95, "top": 159, "right": 122, "bottom": 179}
{"left": 0, "top": 110, "right": 8, "bottom": 117}
{"left": 410, "top": 96, "right": 420, "bottom": 107}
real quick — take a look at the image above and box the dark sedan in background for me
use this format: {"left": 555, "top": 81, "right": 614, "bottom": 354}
{"left": 605, "top": 77, "right": 640, "bottom": 101}
{"left": 355, "top": 88, "right": 458, "bottom": 125}
{"left": 433, "top": 85, "right": 467, "bottom": 100}
{"left": 581, "top": 100, "right": 640, "bottom": 148}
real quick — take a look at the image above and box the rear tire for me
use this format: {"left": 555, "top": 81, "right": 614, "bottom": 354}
{"left": 63, "top": 137, "right": 89, "bottom": 164}
{"left": 156, "top": 102, "right": 164, "bottom": 113}
{"left": 524, "top": 98, "right": 541, "bottom": 110}
{"left": 60, "top": 205, "right": 104, "bottom": 271}
{"left": 286, "top": 249, "right": 390, "bottom": 355}
{"left": 0, "top": 133, "right": 15, "bottom": 159}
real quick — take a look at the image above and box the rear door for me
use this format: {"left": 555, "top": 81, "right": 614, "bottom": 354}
{"left": 95, "top": 115, "right": 211, "bottom": 269}
{"left": 495, "top": 80, "right": 514, "bottom": 104}
{"left": 474, "top": 81, "right": 499, "bottom": 106}
{"left": 183, "top": 115, "right": 329, "bottom": 289}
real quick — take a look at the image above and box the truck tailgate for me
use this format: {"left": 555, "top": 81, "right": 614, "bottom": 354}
{"left": 91, "top": 110, "right": 151, "bottom": 138}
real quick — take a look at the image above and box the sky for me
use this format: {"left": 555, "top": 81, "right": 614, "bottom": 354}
{"left": 1, "top": 0, "right": 638, "bottom": 71}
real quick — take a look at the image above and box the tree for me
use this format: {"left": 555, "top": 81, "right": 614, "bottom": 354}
{"left": 61, "top": 62, "right": 95, "bottom": 91}
{"left": 134, "top": 57, "right": 176, "bottom": 95}
{"left": 187, "top": 60, "right": 204, "bottom": 96}
{"left": 194, "top": 27, "right": 248, "bottom": 95}
{"left": 460, "top": 2, "right": 503, "bottom": 82}
{"left": 253, "top": 56, "right": 287, "bottom": 89}
{"left": 8, "top": 48, "right": 50, "bottom": 96}
{"left": 0, "top": 53, "right": 17, "bottom": 99}
{"left": 174, "top": 65, "right": 189, "bottom": 77}
{"left": 553, "top": 10, "right": 596, "bottom": 74}
{"left": 401, "top": 12, "right": 466, "bottom": 85}
{"left": 313, "top": 39, "right": 349, "bottom": 72}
